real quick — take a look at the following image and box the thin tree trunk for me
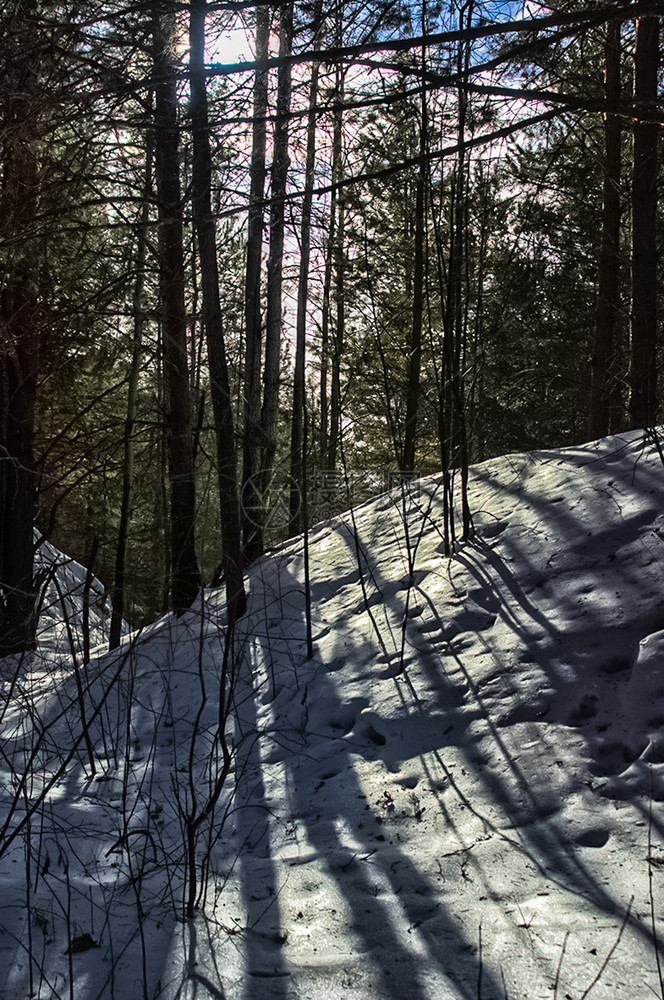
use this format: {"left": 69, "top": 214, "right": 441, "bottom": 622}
{"left": 0, "top": 65, "right": 39, "bottom": 655}
{"left": 403, "top": 8, "right": 428, "bottom": 475}
{"left": 153, "top": 6, "right": 201, "bottom": 612}
{"left": 241, "top": 4, "right": 270, "bottom": 557}
{"left": 252, "top": 2, "right": 293, "bottom": 558}
{"left": 82, "top": 536, "right": 98, "bottom": 665}
{"left": 434, "top": 3, "right": 473, "bottom": 550}
{"left": 289, "top": 45, "right": 321, "bottom": 537}
{"left": 589, "top": 18, "right": 622, "bottom": 440}
{"left": 158, "top": 336, "right": 172, "bottom": 615}
{"left": 361, "top": 218, "right": 402, "bottom": 465}
{"left": 327, "top": 64, "right": 345, "bottom": 473}
{"left": 319, "top": 189, "right": 336, "bottom": 468}
{"left": 629, "top": 15, "right": 659, "bottom": 429}
{"left": 451, "top": 4, "right": 472, "bottom": 540}
{"left": 190, "top": 0, "right": 246, "bottom": 624}
{"left": 0, "top": 283, "right": 38, "bottom": 654}
{"left": 110, "top": 134, "right": 153, "bottom": 649}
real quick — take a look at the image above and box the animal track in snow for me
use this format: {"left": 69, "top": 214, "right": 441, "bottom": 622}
{"left": 495, "top": 701, "right": 551, "bottom": 727}
{"left": 599, "top": 654, "right": 633, "bottom": 675}
{"left": 589, "top": 738, "right": 648, "bottom": 778}
{"left": 394, "top": 774, "right": 419, "bottom": 790}
{"left": 567, "top": 694, "right": 599, "bottom": 726}
{"left": 349, "top": 709, "right": 388, "bottom": 747}
{"left": 395, "top": 570, "right": 430, "bottom": 591}
{"left": 478, "top": 519, "right": 509, "bottom": 540}
{"left": 576, "top": 828, "right": 610, "bottom": 848}
{"left": 326, "top": 698, "right": 370, "bottom": 736}
{"left": 467, "top": 586, "right": 501, "bottom": 613}
{"left": 438, "top": 604, "right": 497, "bottom": 641}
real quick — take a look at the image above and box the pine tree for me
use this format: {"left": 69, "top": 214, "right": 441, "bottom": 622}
{"left": 190, "top": 0, "right": 246, "bottom": 623}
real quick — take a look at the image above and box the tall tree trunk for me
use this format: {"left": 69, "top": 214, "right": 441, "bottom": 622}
{"left": 0, "top": 64, "right": 39, "bottom": 655}
{"left": 241, "top": 4, "right": 270, "bottom": 558}
{"left": 110, "top": 133, "right": 153, "bottom": 648}
{"left": 190, "top": 0, "right": 246, "bottom": 624}
{"left": 289, "top": 39, "right": 321, "bottom": 537}
{"left": 154, "top": 6, "right": 201, "bottom": 612}
{"left": 158, "top": 341, "right": 172, "bottom": 615}
{"left": 0, "top": 285, "right": 38, "bottom": 655}
{"left": 629, "top": 15, "right": 659, "bottom": 429}
{"left": 327, "top": 64, "right": 346, "bottom": 473}
{"left": 249, "top": 2, "right": 293, "bottom": 558}
{"left": 403, "top": 9, "right": 428, "bottom": 475}
{"left": 458, "top": 12, "right": 473, "bottom": 539}
{"left": 319, "top": 187, "right": 336, "bottom": 469}
{"left": 589, "top": 18, "right": 622, "bottom": 440}
{"left": 448, "top": 5, "right": 473, "bottom": 540}
{"left": 435, "top": 2, "right": 473, "bottom": 549}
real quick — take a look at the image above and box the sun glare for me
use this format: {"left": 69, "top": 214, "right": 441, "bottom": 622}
{"left": 207, "top": 25, "right": 253, "bottom": 65}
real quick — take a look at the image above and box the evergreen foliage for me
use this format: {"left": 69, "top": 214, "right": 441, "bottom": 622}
{"left": 1, "top": 0, "right": 661, "bottom": 632}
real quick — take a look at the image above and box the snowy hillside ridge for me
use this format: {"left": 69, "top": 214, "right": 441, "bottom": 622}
{"left": 31, "top": 531, "right": 115, "bottom": 657}
{"left": 3, "top": 430, "right": 664, "bottom": 999}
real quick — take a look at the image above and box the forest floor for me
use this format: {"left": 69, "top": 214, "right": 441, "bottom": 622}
{"left": 2, "top": 431, "right": 664, "bottom": 999}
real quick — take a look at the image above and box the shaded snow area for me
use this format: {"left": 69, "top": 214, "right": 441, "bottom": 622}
{"left": 3, "top": 431, "right": 664, "bottom": 999}
{"left": 1, "top": 534, "right": 115, "bottom": 670}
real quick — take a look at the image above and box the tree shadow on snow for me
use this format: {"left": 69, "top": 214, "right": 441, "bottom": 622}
{"left": 233, "top": 551, "right": 508, "bottom": 1000}
{"left": 308, "top": 470, "right": 664, "bottom": 975}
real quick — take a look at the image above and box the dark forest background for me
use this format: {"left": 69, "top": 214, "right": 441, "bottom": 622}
{"left": 1, "top": 0, "right": 661, "bottom": 650}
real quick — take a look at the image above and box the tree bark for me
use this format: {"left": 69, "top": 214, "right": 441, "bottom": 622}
{"left": 319, "top": 186, "right": 336, "bottom": 469}
{"left": 190, "top": 0, "right": 246, "bottom": 624}
{"left": 154, "top": 7, "right": 201, "bottom": 613}
{"left": 589, "top": 18, "right": 622, "bottom": 440}
{"left": 629, "top": 15, "right": 659, "bottom": 429}
{"left": 249, "top": 2, "right": 293, "bottom": 559}
{"left": 0, "top": 62, "right": 40, "bottom": 655}
{"left": 403, "top": 12, "right": 428, "bottom": 474}
{"left": 327, "top": 64, "right": 346, "bottom": 473}
{"left": 0, "top": 285, "right": 39, "bottom": 655}
{"left": 434, "top": 1, "right": 473, "bottom": 549}
{"left": 289, "top": 46, "right": 321, "bottom": 537}
{"left": 110, "top": 134, "right": 152, "bottom": 649}
{"left": 450, "top": 5, "right": 473, "bottom": 540}
{"left": 241, "top": 4, "right": 270, "bottom": 558}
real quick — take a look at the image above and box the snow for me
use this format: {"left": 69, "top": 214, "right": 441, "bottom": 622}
{"left": 8, "top": 533, "right": 117, "bottom": 664}
{"left": 2, "top": 430, "right": 664, "bottom": 999}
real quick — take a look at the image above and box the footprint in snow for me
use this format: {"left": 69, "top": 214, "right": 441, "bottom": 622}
{"left": 576, "top": 828, "right": 610, "bottom": 848}
{"left": 350, "top": 709, "right": 387, "bottom": 747}
{"left": 481, "top": 520, "right": 509, "bottom": 539}
{"left": 589, "top": 737, "right": 648, "bottom": 778}
{"left": 438, "top": 604, "right": 497, "bottom": 642}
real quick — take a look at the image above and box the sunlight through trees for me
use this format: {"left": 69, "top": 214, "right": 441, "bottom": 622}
{"left": 0, "top": 0, "right": 661, "bottom": 633}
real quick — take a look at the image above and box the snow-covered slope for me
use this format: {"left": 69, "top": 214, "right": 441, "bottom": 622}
{"left": 30, "top": 533, "right": 116, "bottom": 658}
{"left": 0, "top": 533, "right": 115, "bottom": 673}
{"left": 2, "top": 431, "right": 664, "bottom": 1000}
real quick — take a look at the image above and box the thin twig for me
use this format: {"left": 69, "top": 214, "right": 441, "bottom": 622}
{"left": 649, "top": 777, "right": 664, "bottom": 998}
{"left": 579, "top": 896, "right": 634, "bottom": 999}
{"left": 553, "top": 930, "right": 569, "bottom": 1000}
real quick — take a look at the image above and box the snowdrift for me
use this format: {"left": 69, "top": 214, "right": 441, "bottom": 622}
{"left": 31, "top": 533, "right": 116, "bottom": 657}
{"left": 2, "top": 431, "right": 664, "bottom": 999}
